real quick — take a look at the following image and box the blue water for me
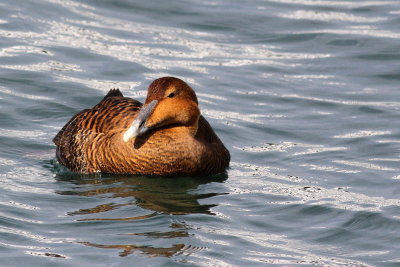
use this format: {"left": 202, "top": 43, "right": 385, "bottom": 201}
{"left": 1, "top": 0, "right": 400, "bottom": 266}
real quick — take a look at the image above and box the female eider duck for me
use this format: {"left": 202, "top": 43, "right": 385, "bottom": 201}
{"left": 53, "top": 77, "right": 230, "bottom": 175}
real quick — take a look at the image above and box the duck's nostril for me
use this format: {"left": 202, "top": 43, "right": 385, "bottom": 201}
{"left": 139, "top": 120, "right": 146, "bottom": 129}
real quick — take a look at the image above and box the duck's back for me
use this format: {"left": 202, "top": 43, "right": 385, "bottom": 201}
{"left": 53, "top": 89, "right": 142, "bottom": 173}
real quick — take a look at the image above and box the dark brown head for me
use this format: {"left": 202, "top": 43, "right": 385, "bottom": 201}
{"left": 123, "top": 77, "right": 200, "bottom": 142}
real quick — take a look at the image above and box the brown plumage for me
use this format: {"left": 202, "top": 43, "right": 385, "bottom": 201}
{"left": 53, "top": 77, "right": 230, "bottom": 175}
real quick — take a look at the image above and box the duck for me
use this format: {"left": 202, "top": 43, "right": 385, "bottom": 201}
{"left": 53, "top": 77, "right": 230, "bottom": 175}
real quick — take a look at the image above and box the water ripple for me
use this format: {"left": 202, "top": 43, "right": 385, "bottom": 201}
{"left": 270, "top": 0, "right": 398, "bottom": 8}
{"left": 76, "top": 212, "right": 158, "bottom": 222}
{"left": 280, "top": 10, "right": 386, "bottom": 23}
{"left": 333, "top": 160, "right": 397, "bottom": 171}
{"left": 79, "top": 242, "right": 202, "bottom": 257}
{"left": 278, "top": 93, "right": 400, "bottom": 109}
{"left": 24, "top": 251, "right": 68, "bottom": 259}
{"left": 334, "top": 130, "right": 391, "bottom": 139}
{"left": 0, "top": 86, "right": 53, "bottom": 101}
{"left": 230, "top": 162, "right": 400, "bottom": 213}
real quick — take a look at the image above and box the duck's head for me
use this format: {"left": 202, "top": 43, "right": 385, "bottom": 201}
{"left": 123, "top": 77, "right": 200, "bottom": 142}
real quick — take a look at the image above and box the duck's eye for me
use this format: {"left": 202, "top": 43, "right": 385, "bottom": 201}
{"left": 167, "top": 92, "right": 176, "bottom": 98}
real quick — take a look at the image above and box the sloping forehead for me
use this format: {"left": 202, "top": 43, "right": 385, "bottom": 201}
{"left": 145, "top": 77, "right": 198, "bottom": 105}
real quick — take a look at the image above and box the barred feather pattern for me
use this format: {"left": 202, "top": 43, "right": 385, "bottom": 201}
{"left": 53, "top": 81, "right": 230, "bottom": 175}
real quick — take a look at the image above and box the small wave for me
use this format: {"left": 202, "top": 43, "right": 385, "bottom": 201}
{"left": 269, "top": 0, "right": 397, "bottom": 8}
{"left": 280, "top": 10, "right": 386, "bottom": 23}
{"left": 334, "top": 130, "right": 391, "bottom": 139}
{"left": 75, "top": 212, "right": 158, "bottom": 222}
{"left": 79, "top": 241, "right": 202, "bottom": 257}
{"left": 24, "top": 251, "right": 68, "bottom": 259}
{"left": 333, "top": 160, "right": 397, "bottom": 171}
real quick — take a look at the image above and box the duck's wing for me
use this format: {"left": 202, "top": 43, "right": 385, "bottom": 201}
{"left": 195, "top": 115, "right": 231, "bottom": 171}
{"left": 53, "top": 108, "right": 89, "bottom": 147}
{"left": 53, "top": 108, "right": 91, "bottom": 168}
{"left": 53, "top": 88, "right": 132, "bottom": 145}
{"left": 53, "top": 89, "right": 142, "bottom": 171}
{"left": 195, "top": 115, "right": 222, "bottom": 144}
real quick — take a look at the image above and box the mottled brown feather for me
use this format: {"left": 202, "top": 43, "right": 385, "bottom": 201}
{"left": 53, "top": 77, "right": 230, "bottom": 175}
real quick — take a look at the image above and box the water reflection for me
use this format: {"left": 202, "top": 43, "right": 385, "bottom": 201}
{"left": 79, "top": 222, "right": 206, "bottom": 257}
{"left": 79, "top": 242, "right": 187, "bottom": 257}
{"left": 54, "top": 172, "right": 227, "bottom": 257}
{"left": 55, "top": 173, "right": 227, "bottom": 215}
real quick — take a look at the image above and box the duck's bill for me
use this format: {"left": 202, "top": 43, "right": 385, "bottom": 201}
{"left": 130, "top": 100, "right": 158, "bottom": 137}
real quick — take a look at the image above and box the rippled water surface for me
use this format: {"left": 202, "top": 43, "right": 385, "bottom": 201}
{"left": 1, "top": 0, "right": 400, "bottom": 266}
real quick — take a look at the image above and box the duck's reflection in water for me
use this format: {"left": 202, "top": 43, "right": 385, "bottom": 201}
{"left": 79, "top": 242, "right": 186, "bottom": 258}
{"left": 55, "top": 173, "right": 227, "bottom": 257}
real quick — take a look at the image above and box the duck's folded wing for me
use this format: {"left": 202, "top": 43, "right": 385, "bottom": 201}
{"left": 53, "top": 89, "right": 142, "bottom": 170}
{"left": 196, "top": 115, "right": 221, "bottom": 144}
{"left": 53, "top": 108, "right": 90, "bottom": 147}
{"left": 54, "top": 89, "right": 143, "bottom": 141}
